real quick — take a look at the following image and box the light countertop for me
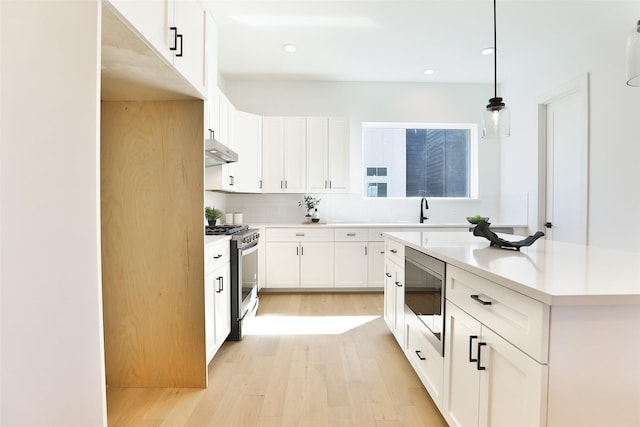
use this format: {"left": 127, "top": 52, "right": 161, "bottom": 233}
{"left": 257, "top": 222, "right": 526, "bottom": 229}
{"left": 385, "top": 231, "right": 640, "bottom": 306}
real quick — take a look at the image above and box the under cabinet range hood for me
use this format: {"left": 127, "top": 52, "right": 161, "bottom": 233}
{"left": 205, "top": 130, "right": 238, "bottom": 167}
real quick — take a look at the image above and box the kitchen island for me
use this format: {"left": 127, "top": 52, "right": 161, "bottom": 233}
{"left": 384, "top": 231, "right": 640, "bottom": 427}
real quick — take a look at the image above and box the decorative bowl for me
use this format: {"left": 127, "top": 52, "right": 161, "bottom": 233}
{"left": 311, "top": 218, "right": 320, "bottom": 223}
{"left": 467, "top": 216, "right": 489, "bottom": 224}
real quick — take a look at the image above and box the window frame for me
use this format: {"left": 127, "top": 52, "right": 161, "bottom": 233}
{"left": 362, "top": 122, "right": 479, "bottom": 199}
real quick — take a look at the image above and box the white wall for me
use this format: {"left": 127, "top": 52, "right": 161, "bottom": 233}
{"left": 500, "top": 1, "right": 640, "bottom": 250}
{"left": 1, "top": 2, "right": 107, "bottom": 425}
{"left": 223, "top": 80, "right": 528, "bottom": 225}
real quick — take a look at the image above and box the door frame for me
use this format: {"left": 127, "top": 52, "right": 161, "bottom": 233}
{"left": 537, "top": 73, "right": 590, "bottom": 243}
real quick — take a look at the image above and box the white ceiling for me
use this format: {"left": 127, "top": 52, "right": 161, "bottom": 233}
{"left": 205, "top": 0, "right": 618, "bottom": 84}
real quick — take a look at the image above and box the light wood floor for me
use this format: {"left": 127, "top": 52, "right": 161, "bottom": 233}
{"left": 106, "top": 293, "right": 447, "bottom": 427}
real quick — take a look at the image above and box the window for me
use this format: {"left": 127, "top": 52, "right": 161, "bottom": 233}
{"left": 363, "top": 123, "right": 477, "bottom": 198}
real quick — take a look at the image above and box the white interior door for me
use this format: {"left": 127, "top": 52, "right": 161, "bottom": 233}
{"left": 539, "top": 75, "right": 589, "bottom": 244}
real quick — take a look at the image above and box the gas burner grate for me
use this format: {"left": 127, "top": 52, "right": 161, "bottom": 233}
{"left": 205, "top": 224, "right": 249, "bottom": 235}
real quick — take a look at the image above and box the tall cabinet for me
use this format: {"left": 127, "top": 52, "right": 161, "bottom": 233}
{"left": 262, "top": 117, "right": 307, "bottom": 193}
{"left": 306, "top": 117, "right": 349, "bottom": 192}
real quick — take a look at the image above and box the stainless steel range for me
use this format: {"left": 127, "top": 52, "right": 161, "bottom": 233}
{"left": 206, "top": 224, "right": 260, "bottom": 341}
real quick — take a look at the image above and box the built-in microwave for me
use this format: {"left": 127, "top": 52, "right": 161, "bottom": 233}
{"left": 404, "top": 247, "right": 446, "bottom": 355}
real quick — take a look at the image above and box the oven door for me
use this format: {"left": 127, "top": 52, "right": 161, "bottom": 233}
{"left": 239, "top": 241, "right": 259, "bottom": 319}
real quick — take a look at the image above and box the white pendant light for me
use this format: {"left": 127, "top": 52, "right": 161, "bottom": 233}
{"left": 482, "top": 0, "right": 510, "bottom": 138}
{"left": 627, "top": 20, "right": 640, "bottom": 86}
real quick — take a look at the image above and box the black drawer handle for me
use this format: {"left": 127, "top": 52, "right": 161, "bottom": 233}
{"left": 416, "top": 350, "right": 426, "bottom": 361}
{"left": 213, "top": 254, "right": 222, "bottom": 259}
{"left": 477, "top": 342, "right": 487, "bottom": 371}
{"left": 385, "top": 272, "right": 392, "bottom": 278}
{"left": 390, "top": 249, "right": 398, "bottom": 254}
{"left": 469, "top": 335, "right": 478, "bottom": 362}
{"left": 470, "top": 294, "right": 492, "bottom": 306}
{"left": 395, "top": 281, "right": 402, "bottom": 287}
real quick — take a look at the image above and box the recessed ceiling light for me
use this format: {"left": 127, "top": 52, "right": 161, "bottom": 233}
{"left": 283, "top": 44, "right": 297, "bottom": 53}
{"left": 481, "top": 47, "right": 495, "bottom": 55}
{"left": 423, "top": 69, "right": 435, "bottom": 76}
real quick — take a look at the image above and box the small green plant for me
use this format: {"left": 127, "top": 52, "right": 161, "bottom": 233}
{"left": 298, "top": 195, "right": 321, "bottom": 212}
{"left": 205, "top": 206, "right": 222, "bottom": 220}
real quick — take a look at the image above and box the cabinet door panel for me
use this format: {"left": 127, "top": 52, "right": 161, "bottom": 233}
{"left": 444, "top": 303, "right": 482, "bottom": 427}
{"left": 367, "top": 242, "right": 385, "bottom": 287}
{"left": 214, "top": 262, "right": 231, "bottom": 347}
{"left": 205, "top": 270, "right": 215, "bottom": 363}
{"left": 172, "top": 0, "right": 207, "bottom": 95}
{"left": 479, "top": 328, "right": 547, "bottom": 427}
{"left": 283, "top": 117, "right": 307, "bottom": 192}
{"left": 262, "top": 117, "right": 285, "bottom": 192}
{"left": 334, "top": 242, "right": 368, "bottom": 288}
{"left": 234, "top": 111, "right": 262, "bottom": 192}
{"left": 306, "top": 117, "right": 328, "bottom": 192}
{"left": 383, "top": 259, "right": 395, "bottom": 331}
{"left": 300, "top": 242, "right": 333, "bottom": 288}
{"left": 265, "top": 242, "right": 300, "bottom": 288}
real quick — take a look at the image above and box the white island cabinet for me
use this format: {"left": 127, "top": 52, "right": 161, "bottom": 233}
{"left": 383, "top": 231, "right": 640, "bottom": 427}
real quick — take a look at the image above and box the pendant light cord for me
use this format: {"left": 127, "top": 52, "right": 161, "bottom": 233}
{"left": 493, "top": 0, "right": 498, "bottom": 99}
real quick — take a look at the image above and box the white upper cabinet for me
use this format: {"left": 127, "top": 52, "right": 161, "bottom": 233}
{"left": 262, "top": 117, "right": 306, "bottom": 193}
{"left": 233, "top": 111, "right": 263, "bottom": 193}
{"left": 205, "top": 91, "right": 237, "bottom": 192}
{"left": 306, "top": 117, "right": 349, "bottom": 193}
{"left": 106, "top": 0, "right": 208, "bottom": 97}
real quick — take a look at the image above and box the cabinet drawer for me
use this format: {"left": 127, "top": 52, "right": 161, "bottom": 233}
{"left": 335, "top": 228, "right": 368, "bottom": 241}
{"left": 368, "top": 227, "right": 402, "bottom": 242}
{"left": 205, "top": 240, "right": 230, "bottom": 273}
{"left": 266, "top": 227, "right": 334, "bottom": 242}
{"left": 384, "top": 237, "right": 404, "bottom": 265}
{"left": 405, "top": 309, "right": 443, "bottom": 407}
{"left": 446, "top": 265, "right": 549, "bottom": 363}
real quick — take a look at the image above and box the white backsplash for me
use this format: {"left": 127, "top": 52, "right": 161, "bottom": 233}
{"left": 224, "top": 192, "right": 528, "bottom": 226}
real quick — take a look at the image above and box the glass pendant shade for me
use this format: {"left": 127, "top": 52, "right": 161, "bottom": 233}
{"left": 627, "top": 20, "right": 640, "bottom": 86}
{"left": 482, "top": 97, "right": 510, "bottom": 138}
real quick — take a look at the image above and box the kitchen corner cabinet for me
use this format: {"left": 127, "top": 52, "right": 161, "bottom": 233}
{"left": 383, "top": 238, "right": 405, "bottom": 348}
{"left": 106, "top": 0, "right": 208, "bottom": 97}
{"left": 204, "top": 239, "right": 231, "bottom": 365}
{"left": 443, "top": 265, "right": 548, "bottom": 427}
{"left": 265, "top": 228, "right": 334, "bottom": 288}
{"left": 306, "top": 117, "right": 349, "bottom": 193}
{"left": 262, "top": 117, "right": 306, "bottom": 193}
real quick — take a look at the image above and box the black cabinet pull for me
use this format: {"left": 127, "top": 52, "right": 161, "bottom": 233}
{"left": 176, "top": 33, "right": 183, "bottom": 57}
{"left": 301, "top": 246, "right": 304, "bottom": 256}
{"left": 416, "top": 350, "right": 426, "bottom": 361}
{"left": 385, "top": 272, "right": 392, "bottom": 278}
{"left": 544, "top": 222, "right": 553, "bottom": 228}
{"left": 395, "top": 281, "right": 402, "bottom": 287}
{"left": 477, "top": 342, "right": 487, "bottom": 370}
{"left": 390, "top": 249, "right": 398, "bottom": 254}
{"left": 470, "top": 294, "right": 492, "bottom": 306}
{"left": 170, "top": 27, "right": 178, "bottom": 51}
{"left": 213, "top": 254, "right": 222, "bottom": 259}
{"left": 469, "top": 335, "right": 478, "bottom": 362}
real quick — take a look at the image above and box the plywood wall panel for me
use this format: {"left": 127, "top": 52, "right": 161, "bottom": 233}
{"left": 101, "top": 100, "right": 205, "bottom": 387}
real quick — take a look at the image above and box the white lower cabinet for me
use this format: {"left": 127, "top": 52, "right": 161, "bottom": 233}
{"left": 265, "top": 228, "right": 334, "bottom": 288}
{"left": 405, "top": 309, "right": 444, "bottom": 408}
{"left": 367, "top": 241, "right": 385, "bottom": 287}
{"left": 383, "top": 239, "right": 405, "bottom": 348}
{"left": 334, "top": 242, "right": 368, "bottom": 288}
{"left": 444, "top": 303, "right": 547, "bottom": 427}
{"left": 205, "top": 240, "right": 231, "bottom": 365}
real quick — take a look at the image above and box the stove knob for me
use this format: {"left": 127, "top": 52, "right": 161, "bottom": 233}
{"left": 242, "top": 237, "right": 247, "bottom": 244}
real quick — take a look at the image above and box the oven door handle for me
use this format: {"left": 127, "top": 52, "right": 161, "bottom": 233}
{"left": 241, "top": 241, "right": 259, "bottom": 255}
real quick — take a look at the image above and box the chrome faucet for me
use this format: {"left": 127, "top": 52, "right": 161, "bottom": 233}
{"left": 419, "top": 197, "right": 429, "bottom": 223}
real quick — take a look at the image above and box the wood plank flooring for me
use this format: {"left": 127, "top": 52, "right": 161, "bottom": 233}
{"left": 106, "top": 293, "right": 447, "bottom": 427}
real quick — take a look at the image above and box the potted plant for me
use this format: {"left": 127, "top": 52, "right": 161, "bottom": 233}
{"left": 205, "top": 206, "right": 222, "bottom": 226}
{"left": 298, "top": 195, "right": 321, "bottom": 222}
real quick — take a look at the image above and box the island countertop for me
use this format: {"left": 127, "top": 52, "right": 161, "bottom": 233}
{"left": 385, "top": 231, "right": 640, "bottom": 306}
